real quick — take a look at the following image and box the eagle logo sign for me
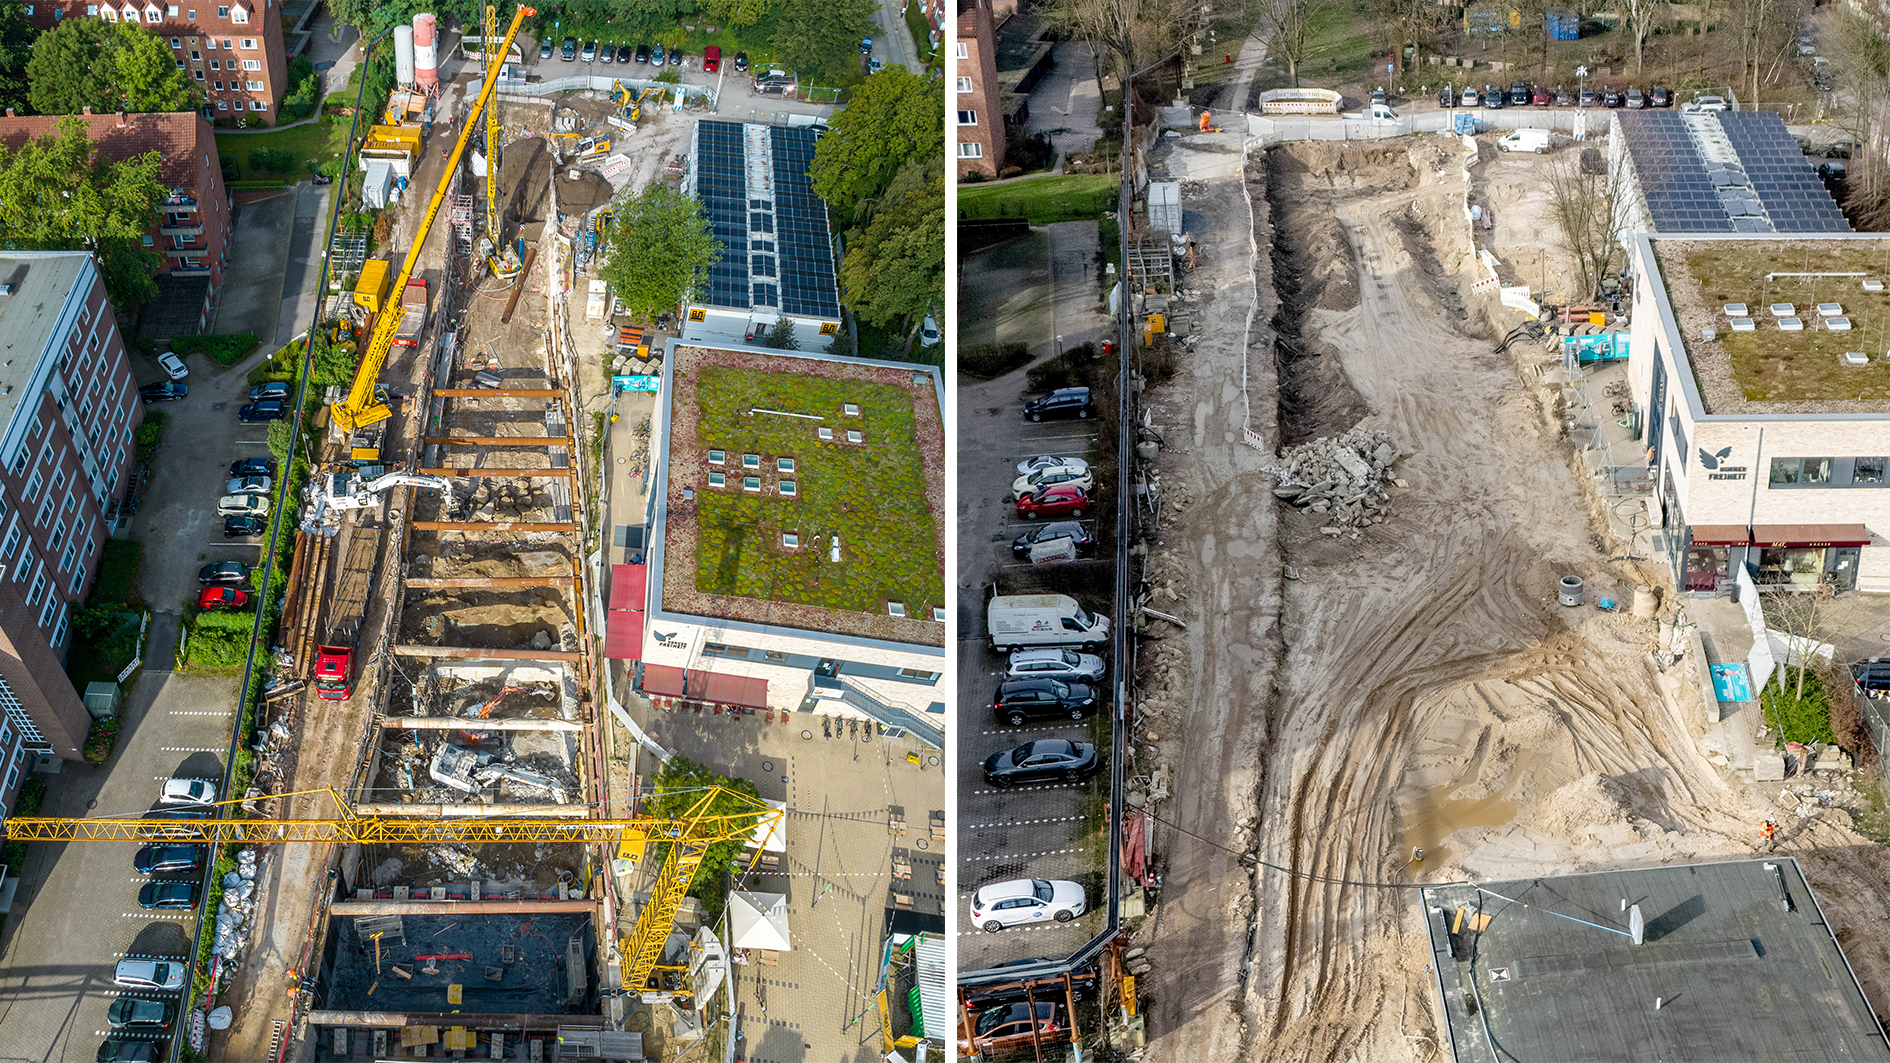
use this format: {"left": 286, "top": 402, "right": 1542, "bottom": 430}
{"left": 1699, "top": 446, "right": 1733, "bottom": 471}
{"left": 653, "top": 631, "right": 677, "bottom": 643}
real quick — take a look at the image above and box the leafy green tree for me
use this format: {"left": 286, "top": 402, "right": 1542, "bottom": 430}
{"left": 771, "top": 0, "right": 878, "bottom": 86}
{"left": 598, "top": 185, "right": 722, "bottom": 321}
{"left": 26, "top": 19, "right": 200, "bottom": 115}
{"left": 646, "top": 758, "right": 768, "bottom": 920}
{"left": 700, "top": 0, "right": 773, "bottom": 28}
{"left": 0, "top": 116, "right": 166, "bottom": 310}
{"left": 840, "top": 172, "right": 943, "bottom": 338}
{"left": 809, "top": 65, "right": 944, "bottom": 217}
{"left": 0, "top": 3, "right": 34, "bottom": 114}
{"left": 762, "top": 318, "right": 798, "bottom": 350}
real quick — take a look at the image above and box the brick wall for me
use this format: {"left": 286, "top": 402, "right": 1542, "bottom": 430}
{"left": 26, "top": 0, "right": 290, "bottom": 123}
{"left": 955, "top": 0, "right": 1004, "bottom": 179}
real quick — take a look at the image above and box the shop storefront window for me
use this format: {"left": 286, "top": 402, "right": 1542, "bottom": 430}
{"left": 1756, "top": 547, "right": 1826, "bottom": 586}
{"left": 1857, "top": 457, "right": 1887, "bottom": 485}
{"left": 1684, "top": 546, "right": 1729, "bottom": 592}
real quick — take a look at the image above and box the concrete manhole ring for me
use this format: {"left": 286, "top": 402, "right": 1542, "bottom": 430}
{"left": 617, "top": 457, "right": 626, "bottom": 464}
{"left": 87, "top": 799, "right": 97, "bottom": 810}
{"left": 801, "top": 730, "right": 813, "bottom": 740}
{"left": 762, "top": 761, "right": 774, "bottom": 772}
{"left": 916, "top": 838, "right": 928, "bottom": 849}
{"left": 928, "top": 756, "right": 939, "bottom": 766}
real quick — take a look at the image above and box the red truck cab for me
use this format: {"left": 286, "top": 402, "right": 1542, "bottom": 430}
{"left": 314, "top": 644, "right": 355, "bottom": 700}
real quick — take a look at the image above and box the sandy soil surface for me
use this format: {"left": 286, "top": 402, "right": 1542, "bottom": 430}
{"left": 1131, "top": 135, "right": 1890, "bottom": 1062}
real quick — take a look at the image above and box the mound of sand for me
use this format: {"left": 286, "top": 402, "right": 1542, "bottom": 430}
{"left": 1532, "top": 772, "right": 1631, "bottom": 838}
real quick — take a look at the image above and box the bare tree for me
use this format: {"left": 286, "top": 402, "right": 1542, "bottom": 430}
{"left": 1374, "top": 0, "right": 1446, "bottom": 88}
{"left": 1544, "top": 149, "right": 1633, "bottom": 301}
{"left": 1053, "top": 0, "right": 1176, "bottom": 82}
{"left": 1619, "top": 0, "right": 1670, "bottom": 75}
{"left": 1760, "top": 588, "right": 1855, "bottom": 701}
{"left": 1728, "top": 0, "right": 1804, "bottom": 109}
{"left": 1820, "top": 9, "right": 1890, "bottom": 229}
{"left": 1260, "top": 0, "right": 1325, "bottom": 86}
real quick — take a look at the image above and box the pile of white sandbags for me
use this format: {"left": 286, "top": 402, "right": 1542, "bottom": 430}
{"left": 211, "top": 849, "right": 262, "bottom": 960}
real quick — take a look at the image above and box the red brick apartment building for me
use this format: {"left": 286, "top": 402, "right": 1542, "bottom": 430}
{"left": 0, "top": 110, "right": 232, "bottom": 312}
{"left": 956, "top": 0, "right": 1004, "bottom": 178}
{"left": 0, "top": 252, "right": 146, "bottom": 765}
{"left": 23, "top": 0, "right": 290, "bottom": 123}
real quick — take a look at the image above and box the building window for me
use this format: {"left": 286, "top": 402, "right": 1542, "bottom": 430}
{"left": 782, "top": 532, "right": 799, "bottom": 548}
{"left": 27, "top": 572, "right": 45, "bottom": 607}
{"left": 209, "top": 58, "right": 219, "bottom": 69}
{"left": 216, "top": 3, "right": 227, "bottom": 13}
{"left": 1770, "top": 457, "right": 1834, "bottom": 485}
{"left": 957, "top": 142, "right": 984, "bottom": 159}
{"left": 189, "top": 48, "right": 200, "bottom": 59}
{"left": 69, "top": 564, "right": 85, "bottom": 595}
{"left": 897, "top": 668, "right": 941, "bottom": 681}
{"left": 217, "top": 100, "right": 228, "bottom": 110}
{"left": 702, "top": 642, "right": 752, "bottom": 659}
{"left": 51, "top": 607, "right": 68, "bottom": 647}
{"left": 168, "top": 4, "right": 178, "bottom": 13}
{"left": 213, "top": 79, "right": 222, "bottom": 89}
{"left": 958, "top": 110, "right": 977, "bottom": 125}
{"left": 241, "top": 58, "right": 259, "bottom": 70}
{"left": 246, "top": 79, "right": 263, "bottom": 91}
{"left": 742, "top": 453, "right": 760, "bottom": 468}
{"left": 48, "top": 521, "right": 64, "bottom": 554}
{"left": 817, "top": 427, "right": 833, "bottom": 440}
{"left": 220, "top": 38, "right": 229, "bottom": 48}
{"left": 707, "top": 471, "right": 726, "bottom": 487}
{"left": 846, "top": 430, "right": 863, "bottom": 443}
{"left": 779, "top": 480, "right": 797, "bottom": 496}
{"left": 776, "top": 457, "right": 794, "bottom": 472}
{"left": 231, "top": 5, "right": 245, "bottom": 21}
{"left": 24, "top": 471, "right": 40, "bottom": 501}
{"left": 763, "top": 650, "right": 788, "bottom": 663}
{"left": 59, "top": 544, "right": 74, "bottom": 573}
{"left": 171, "top": 36, "right": 181, "bottom": 47}
{"left": 1856, "top": 457, "right": 1887, "bottom": 485}
{"left": 955, "top": 42, "right": 968, "bottom": 59}
{"left": 956, "top": 76, "right": 973, "bottom": 93}
{"left": 193, "top": 68, "right": 204, "bottom": 81}
{"left": 4, "top": 767, "right": 16, "bottom": 796}
{"left": 241, "top": 37, "right": 255, "bottom": 48}
{"left": 37, "top": 594, "right": 56, "bottom": 629}
{"left": 742, "top": 476, "right": 761, "bottom": 491}
{"left": 2, "top": 527, "right": 20, "bottom": 560}
{"left": 707, "top": 449, "right": 725, "bottom": 465}
{"left": 250, "top": 100, "right": 265, "bottom": 110}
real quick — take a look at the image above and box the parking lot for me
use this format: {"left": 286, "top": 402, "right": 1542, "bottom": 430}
{"left": 956, "top": 220, "right": 1117, "bottom": 970}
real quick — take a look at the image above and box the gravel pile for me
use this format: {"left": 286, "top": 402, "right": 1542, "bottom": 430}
{"left": 1265, "top": 427, "right": 1400, "bottom": 530}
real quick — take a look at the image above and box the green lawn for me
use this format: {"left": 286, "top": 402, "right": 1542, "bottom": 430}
{"left": 215, "top": 116, "right": 353, "bottom": 180}
{"left": 691, "top": 367, "right": 942, "bottom": 616}
{"left": 957, "top": 174, "right": 1119, "bottom": 225}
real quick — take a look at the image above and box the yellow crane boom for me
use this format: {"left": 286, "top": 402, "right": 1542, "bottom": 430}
{"left": 5, "top": 784, "right": 780, "bottom": 995}
{"left": 331, "top": 3, "right": 535, "bottom": 434}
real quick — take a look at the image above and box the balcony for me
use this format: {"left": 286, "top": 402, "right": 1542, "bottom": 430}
{"left": 159, "top": 223, "right": 204, "bottom": 238}
{"left": 161, "top": 197, "right": 199, "bottom": 212}
{"left": 163, "top": 248, "right": 205, "bottom": 260}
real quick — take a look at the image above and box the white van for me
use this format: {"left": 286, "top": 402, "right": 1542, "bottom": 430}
{"left": 988, "top": 593, "right": 1109, "bottom": 652}
{"left": 1497, "top": 128, "right": 1552, "bottom": 154}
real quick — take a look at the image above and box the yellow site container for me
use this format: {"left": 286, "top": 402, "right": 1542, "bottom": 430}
{"left": 366, "top": 124, "right": 421, "bottom": 152}
{"left": 1148, "top": 312, "right": 1166, "bottom": 334}
{"left": 1589, "top": 312, "right": 1606, "bottom": 327}
{"left": 354, "top": 260, "right": 392, "bottom": 313}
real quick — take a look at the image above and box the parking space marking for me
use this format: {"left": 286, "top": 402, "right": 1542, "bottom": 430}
{"left": 962, "top": 816, "right": 1083, "bottom": 829}
{"left": 976, "top": 727, "right": 1090, "bottom": 737}
{"left": 958, "top": 922, "right": 1087, "bottom": 937}
{"left": 966, "top": 784, "right": 1081, "bottom": 795}
{"left": 158, "top": 746, "right": 225, "bottom": 752}
{"left": 1017, "top": 431, "right": 1096, "bottom": 442}
{"left": 963, "top": 849, "right": 1081, "bottom": 862}
{"left": 165, "top": 711, "right": 234, "bottom": 717}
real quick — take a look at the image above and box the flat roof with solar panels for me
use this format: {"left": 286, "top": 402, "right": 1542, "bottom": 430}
{"left": 1614, "top": 110, "right": 1851, "bottom": 234}
{"left": 688, "top": 120, "right": 841, "bottom": 321}
{"left": 1422, "top": 860, "right": 1890, "bottom": 1062}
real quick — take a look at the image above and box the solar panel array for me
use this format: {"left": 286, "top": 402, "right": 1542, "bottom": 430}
{"left": 695, "top": 121, "right": 754, "bottom": 310}
{"left": 1715, "top": 112, "right": 1851, "bottom": 233}
{"left": 770, "top": 127, "right": 842, "bottom": 319}
{"left": 1618, "top": 111, "right": 1735, "bottom": 232}
{"left": 690, "top": 121, "right": 841, "bottom": 318}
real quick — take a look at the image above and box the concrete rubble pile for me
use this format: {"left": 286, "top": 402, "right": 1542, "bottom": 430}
{"left": 457, "top": 478, "right": 550, "bottom": 522}
{"left": 212, "top": 848, "right": 262, "bottom": 960}
{"left": 1264, "top": 427, "right": 1402, "bottom": 530}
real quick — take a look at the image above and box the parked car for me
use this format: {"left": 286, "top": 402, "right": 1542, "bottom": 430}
{"left": 106, "top": 998, "right": 174, "bottom": 1031}
{"left": 1531, "top": 84, "right": 1551, "bottom": 106}
{"left": 1649, "top": 84, "right": 1672, "bottom": 107}
{"left": 971, "top": 1002, "right": 1066, "bottom": 1049}
{"left": 248, "top": 380, "right": 290, "bottom": 402}
{"left": 984, "top": 738, "right": 1102, "bottom": 786}
{"left": 581, "top": 39, "right": 596, "bottom": 62}
{"left": 1460, "top": 86, "right": 1479, "bottom": 107}
{"left": 1023, "top": 387, "right": 1092, "bottom": 421}
{"left": 1482, "top": 85, "right": 1504, "bottom": 110}
{"left": 1624, "top": 86, "right": 1645, "bottom": 109}
{"left": 216, "top": 494, "right": 267, "bottom": 518}
{"left": 137, "top": 807, "right": 211, "bottom": 839}
{"left": 224, "top": 476, "right": 272, "bottom": 497}
{"left": 704, "top": 45, "right": 721, "bottom": 72}
{"left": 651, "top": 43, "right": 666, "bottom": 65}
{"left": 733, "top": 51, "right": 749, "bottom": 72}
{"left": 1011, "top": 520, "right": 1095, "bottom": 558}
{"left": 1684, "top": 94, "right": 1729, "bottom": 112}
{"left": 1016, "top": 455, "right": 1089, "bottom": 476}
{"left": 920, "top": 315, "right": 940, "bottom": 346}
{"left": 237, "top": 400, "right": 286, "bottom": 422}
{"left": 1011, "top": 465, "right": 1093, "bottom": 498}
{"left": 1007, "top": 648, "right": 1106, "bottom": 682}
{"left": 198, "top": 586, "right": 248, "bottom": 611}
{"left": 992, "top": 677, "right": 1096, "bottom": 725}
{"left": 113, "top": 958, "right": 185, "bottom": 991}
{"left": 1554, "top": 86, "right": 1574, "bottom": 106}
{"left": 1601, "top": 86, "right": 1623, "bottom": 107}
{"left": 868, "top": 57, "right": 884, "bottom": 73}
{"left": 224, "top": 514, "right": 267, "bottom": 538}
{"left": 156, "top": 351, "right": 188, "bottom": 380}
{"left": 860, "top": 36, "right": 874, "bottom": 53}
{"left": 1826, "top": 140, "right": 1855, "bottom": 159}
{"left": 139, "top": 381, "right": 187, "bottom": 402}
{"left": 616, "top": 43, "right": 633, "bottom": 63}
{"left": 1437, "top": 84, "right": 1455, "bottom": 108}
{"left": 1508, "top": 81, "right": 1529, "bottom": 105}
{"left": 138, "top": 881, "right": 198, "bottom": 910}
{"left": 133, "top": 843, "right": 203, "bottom": 875}
{"left": 669, "top": 46, "right": 683, "bottom": 66}
{"left": 96, "top": 1040, "right": 162, "bottom": 1063}
{"left": 538, "top": 38, "right": 552, "bottom": 59}
{"left": 1819, "top": 161, "right": 1848, "bottom": 182}
{"left": 196, "top": 561, "right": 249, "bottom": 586}
{"left": 561, "top": 37, "right": 576, "bottom": 61}
{"left": 161, "top": 778, "right": 215, "bottom": 805}
{"left": 1016, "top": 484, "right": 1089, "bottom": 520}
{"left": 228, "top": 457, "right": 275, "bottom": 478}
{"left": 634, "top": 43, "right": 651, "bottom": 63}
{"left": 599, "top": 40, "right": 614, "bottom": 63}
{"left": 969, "top": 878, "right": 1086, "bottom": 931}
{"left": 1578, "top": 85, "right": 1596, "bottom": 107}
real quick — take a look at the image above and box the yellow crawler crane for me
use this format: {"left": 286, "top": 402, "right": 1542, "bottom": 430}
{"left": 331, "top": 2, "right": 534, "bottom": 433}
{"left": 5, "top": 785, "right": 782, "bottom": 996}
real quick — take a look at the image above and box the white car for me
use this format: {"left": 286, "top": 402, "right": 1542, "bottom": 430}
{"left": 114, "top": 958, "right": 185, "bottom": 991}
{"left": 160, "top": 778, "right": 215, "bottom": 806}
{"left": 1014, "top": 455, "right": 1089, "bottom": 477}
{"left": 157, "top": 351, "right": 188, "bottom": 380}
{"left": 1683, "top": 95, "right": 1729, "bottom": 113}
{"left": 1011, "top": 464, "right": 1094, "bottom": 499}
{"left": 920, "top": 315, "right": 939, "bottom": 346}
{"left": 217, "top": 495, "right": 268, "bottom": 518}
{"left": 1007, "top": 648, "right": 1106, "bottom": 681}
{"left": 970, "top": 878, "right": 1086, "bottom": 932}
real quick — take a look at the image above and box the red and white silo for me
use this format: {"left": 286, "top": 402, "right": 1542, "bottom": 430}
{"left": 412, "top": 13, "right": 439, "bottom": 93}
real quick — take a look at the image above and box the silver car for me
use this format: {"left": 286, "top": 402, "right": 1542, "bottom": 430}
{"left": 114, "top": 958, "right": 185, "bottom": 991}
{"left": 1007, "top": 648, "right": 1106, "bottom": 681}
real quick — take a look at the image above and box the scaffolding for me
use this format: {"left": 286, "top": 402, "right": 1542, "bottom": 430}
{"left": 451, "top": 194, "right": 476, "bottom": 267}
{"left": 330, "top": 232, "right": 369, "bottom": 273}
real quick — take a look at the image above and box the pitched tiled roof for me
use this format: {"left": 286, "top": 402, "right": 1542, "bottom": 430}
{"left": 0, "top": 110, "right": 209, "bottom": 189}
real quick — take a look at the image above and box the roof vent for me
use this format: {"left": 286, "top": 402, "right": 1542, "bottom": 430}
{"left": 886, "top": 601, "right": 906, "bottom": 617}
{"left": 1843, "top": 352, "right": 1870, "bottom": 366}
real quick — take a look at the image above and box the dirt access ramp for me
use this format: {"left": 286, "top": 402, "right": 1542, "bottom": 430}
{"left": 1134, "top": 136, "right": 1890, "bottom": 1062}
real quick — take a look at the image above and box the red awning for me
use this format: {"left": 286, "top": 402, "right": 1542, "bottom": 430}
{"left": 1750, "top": 524, "right": 1871, "bottom": 548}
{"left": 682, "top": 669, "right": 771, "bottom": 709}
{"left": 638, "top": 663, "right": 687, "bottom": 698}
{"left": 604, "top": 564, "right": 649, "bottom": 659}
{"left": 1689, "top": 525, "right": 1751, "bottom": 546}
{"left": 610, "top": 563, "right": 647, "bottom": 613}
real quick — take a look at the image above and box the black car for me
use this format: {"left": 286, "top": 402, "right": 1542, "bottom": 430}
{"left": 1601, "top": 86, "right": 1623, "bottom": 107}
{"left": 197, "top": 561, "right": 249, "bottom": 585}
{"left": 1482, "top": 85, "right": 1504, "bottom": 110}
{"left": 238, "top": 400, "right": 286, "bottom": 423}
{"left": 561, "top": 36, "right": 577, "bottom": 60}
{"left": 133, "top": 843, "right": 203, "bottom": 875}
{"left": 616, "top": 43, "right": 633, "bottom": 63}
{"left": 106, "top": 998, "right": 174, "bottom": 1031}
{"left": 248, "top": 380, "right": 290, "bottom": 402}
{"left": 1509, "top": 81, "right": 1529, "bottom": 105}
{"left": 1437, "top": 84, "right": 1455, "bottom": 108}
{"left": 137, "top": 880, "right": 198, "bottom": 910}
{"left": 1554, "top": 86, "right": 1574, "bottom": 107}
{"left": 976, "top": 1002, "right": 1064, "bottom": 1046}
{"left": 1022, "top": 387, "right": 1091, "bottom": 422}
{"left": 669, "top": 46, "right": 683, "bottom": 66}
{"left": 97, "top": 1041, "right": 161, "bottom": 1063}
{"left": 137, "top": 806, "right": 211, "bottom": 839}
{"left": 139, "top": 381, "right": 187, "bottom": 402}
{"left": 1649, "top": 84, "right": 1672, "bottom": 107}
{"left": 229, "top": 457, "right": 276, "bottom": 478}
{"left": 634, "top": 43, "right": 650, "bottom": 63}
{"left": 984, "top": 738, "right": 1100, "bottom": 786}
{"left": 1819, "top": 161, "right": 1848, "bottom": 182}
{"left": 993, "top": 677, "right": 1097, "bottom": 726}
{"left": 224, "top": 515, "right": 267, "bottom": 538}
{"left": 733, "top": 51, "right": 749, "bottom": 72}
{"left": 1012, "top": 521, "right": 1095, "bottom": 558}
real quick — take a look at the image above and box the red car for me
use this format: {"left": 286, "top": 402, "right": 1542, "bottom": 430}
{"left": 1016, "top": 483, "right": 1089, "bottom": 520}
{"left": 1531, "top": 84, "right": 1551, "bottom": 106}
{"left": 704, "top": 45, "right": 721, "bottom": 72}
{"left": 198, "top": 587, "right": 249, "bottom": 611}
